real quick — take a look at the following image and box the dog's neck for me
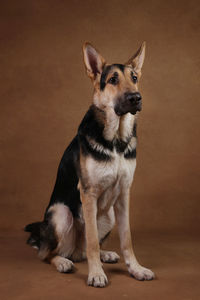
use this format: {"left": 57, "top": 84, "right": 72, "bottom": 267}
{"left": 95, "top": 105, "right": 137, "bottom": 142}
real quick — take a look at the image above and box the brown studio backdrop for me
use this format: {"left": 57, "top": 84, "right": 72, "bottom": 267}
{"left": 0, "top": 0, "right": 200, "bottom": 235}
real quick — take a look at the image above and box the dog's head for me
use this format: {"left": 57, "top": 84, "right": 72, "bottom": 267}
{"left": 83, "top": 42, "right": 146, "bottom": 116}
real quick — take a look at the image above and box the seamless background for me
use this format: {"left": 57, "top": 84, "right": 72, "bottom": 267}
{"left": 0, "top": 1, "right": 200, "bottom": 299}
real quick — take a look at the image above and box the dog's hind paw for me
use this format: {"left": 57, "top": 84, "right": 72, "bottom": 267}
{"left": 100, "top": 250, "right": 120, "bottom": 263}
{"left": 51, "top": 256, "right": 74, "bottom": 273}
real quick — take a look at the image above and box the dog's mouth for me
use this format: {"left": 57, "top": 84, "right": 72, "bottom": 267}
{"left": 114, "top": 102, "right": 142, "bottom": 116}
{"left": 114, "top": 92, "right": 142, "bottom": 116}
{"left": 129, "top": 102, "right": 142, "bottom": 115}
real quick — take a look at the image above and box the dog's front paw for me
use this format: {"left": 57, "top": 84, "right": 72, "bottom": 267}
{"left": 129, "top": 265, "right": 155, "bottom": 281}
{"left": 100, "top": 250, "right": 120, "bottom": 263}
{"left": 88, "top": 270, "right": 108, "bottom": 287}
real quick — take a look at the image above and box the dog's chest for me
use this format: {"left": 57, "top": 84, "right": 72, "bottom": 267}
{"left": 86, "top": 152, "right": 136, "bottom": 211}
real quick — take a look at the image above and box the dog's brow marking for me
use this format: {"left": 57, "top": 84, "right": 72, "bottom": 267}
{"left": 100, "top": 64, "right": 125, "bottom": 90}
{"left": 100, "top": 65, "right": 112, "bottom": 90}
{"left": 113, "top": 64, "right": 125, "bottom": 73}
{"left": 112, "top": 72, "right": 118, "bottom": 78}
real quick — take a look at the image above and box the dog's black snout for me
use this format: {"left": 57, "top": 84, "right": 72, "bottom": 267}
{"left": 125, "top": 92, "right": 142, "bottom": 103}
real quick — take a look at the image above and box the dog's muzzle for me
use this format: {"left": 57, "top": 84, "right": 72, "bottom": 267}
{"left": 114, "top": 92, "right": 142, "bottom": 116}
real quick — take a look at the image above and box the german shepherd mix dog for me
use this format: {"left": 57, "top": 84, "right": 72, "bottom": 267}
{"left": 25, "top": 42, "right": 155, "bottom": 287}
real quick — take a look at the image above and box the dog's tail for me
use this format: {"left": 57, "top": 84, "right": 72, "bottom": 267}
{"left": 24, "top": 220, "right": 58, "bottom": 260}
{"left": 24, "top": 221, "right": 42, "bottom": 233}
{"left": 24, "top": 221, "right": 43, "bottom": 249}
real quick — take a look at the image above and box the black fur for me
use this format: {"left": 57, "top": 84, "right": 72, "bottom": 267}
{"left": 114, "top": 64, "right": 125, "bottom": 73}
{"left": 100, "top": 64, "right": 125, "bottom": 90}
{"left": 25, "top": 212, "right": 58, "bottom": 253}
{"left": 133, "top": 122, "right": 137, "bottom": 137}
{"left": 78, "top": 105, "right": 113, "bottom": 151}
{"left": 25, "top": 222, "right": 42, "bottom": 248}
{"left": 80, "top": 135, "right": 111, "bottom": 162}
{"left": 25, "top": 104, "right": 137, "bottom": 253}
{"left": 46, "top": 136, "right": 81, "bottom": 218}
{"left": 115, "top": 139, "right": 128, "bottom": 153}
{"left": 124, "top": 148, "right": 137, "bottom": 159}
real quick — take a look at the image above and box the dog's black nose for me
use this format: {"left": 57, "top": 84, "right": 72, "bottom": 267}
{"left": 125, "top": 92, "right": 142, "bottom": 103}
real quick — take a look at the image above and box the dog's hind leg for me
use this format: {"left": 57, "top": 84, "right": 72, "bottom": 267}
{"left": 47, "top": 203, "right": 76, "bottom": 272}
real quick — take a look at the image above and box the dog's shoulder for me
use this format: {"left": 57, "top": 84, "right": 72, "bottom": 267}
{"left": 78, "top": 105, "right": 113, "bottom": 147}
{"left": 47, "top": 136, "right": 81, "bottom": 217}
{"left": 78, "top": 105, "right": 114, "bottom": 161}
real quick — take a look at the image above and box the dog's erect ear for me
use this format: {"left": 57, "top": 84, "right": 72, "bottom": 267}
{"left": 126, "top": 42, "right": 146, "bottom": 72}
{"left": 83, "top": 42, "right": 106, "bottom": 80}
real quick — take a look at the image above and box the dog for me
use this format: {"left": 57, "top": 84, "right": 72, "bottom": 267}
{"left": 25, "top": 42, "right": 155, "bottom": 287}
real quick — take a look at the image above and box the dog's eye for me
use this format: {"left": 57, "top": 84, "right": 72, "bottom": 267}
{"left": 108, "top": 77, "right": 118, "bottom": 85}
{"left": 132, "top": 76, "right": 137, "bottom": 83}
{"left": 131, "top": 72, "right": 137, "bottom": 83}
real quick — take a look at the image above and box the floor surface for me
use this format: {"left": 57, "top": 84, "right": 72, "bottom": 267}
{"left": 0, "top": 230, "right": 199, "bottom": 300}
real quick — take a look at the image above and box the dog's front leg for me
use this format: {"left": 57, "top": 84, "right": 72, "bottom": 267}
{"left": 80, "top": 188, "right": 108, "bottom": 287}
{"left": 114, "top": 189, "right": 155, "bottom": 281}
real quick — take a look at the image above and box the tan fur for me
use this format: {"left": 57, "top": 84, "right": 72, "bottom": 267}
{"left": 80, "top": 42, "right": 155, "bottom": 287}
{"left": 51, "top": 255, "right": 74, "bottom": 273}
{"left": 25, "top": 42, "right": 155, "bottom": 288}
{"left": 49, "top": 203, "right": 76, "bottom": 258}
{"left": 83, "top": 42, "right": 105, "bottom": 82}
{"left": 42, "top": 42, "right": 154, "bottom": 286}
{"left": 94, "top": 66, "right": 139, "bottom": 112}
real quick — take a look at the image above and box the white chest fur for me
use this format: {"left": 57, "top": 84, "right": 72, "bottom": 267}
{"left": 85, "top": 152, "right": 136, "bottom": 212}
{"left": 83, "top": 111, "right": 137, "bottom": 212}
